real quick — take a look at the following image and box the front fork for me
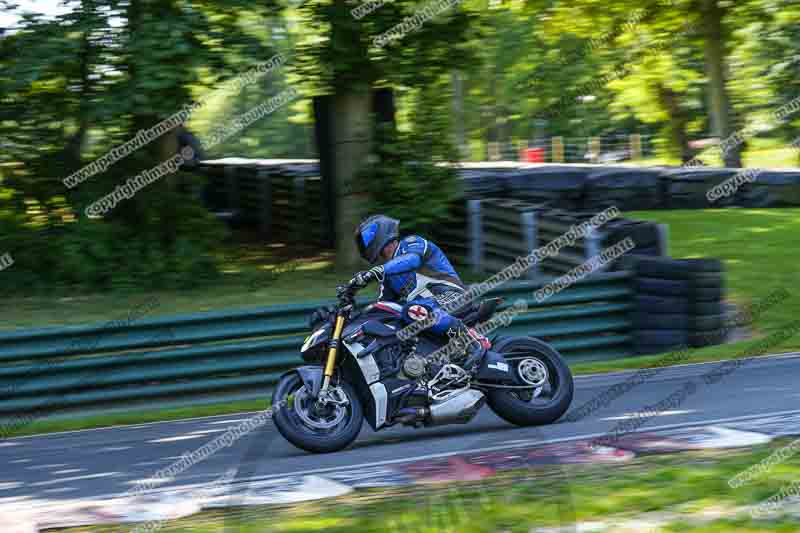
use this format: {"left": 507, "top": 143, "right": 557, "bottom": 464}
{"left": 320, "top": 313, "right": 346, "bottom": 393}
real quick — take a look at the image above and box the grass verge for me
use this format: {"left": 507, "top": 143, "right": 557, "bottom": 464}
{"left": 570, "top": 342, "right": 796, "bottom": 375}
{"left": 3, "top": 398, "right": 270, "bottom": 439}
{"left": 59, "top": 438, "right": 800, "bottom": 532}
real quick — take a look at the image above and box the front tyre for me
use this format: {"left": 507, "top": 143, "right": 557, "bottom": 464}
{"left": 272, "top": 372, "right": 363, "bottom": 453}
{"left": 487, "top": 337, "right": 574, "bottom": 426}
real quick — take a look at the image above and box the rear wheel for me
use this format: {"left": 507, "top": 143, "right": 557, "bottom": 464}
{"left": 486, "top": 337, "right": 573, "bottom": 426}
{"left": 272, "top": 372, "right": 363, "bottom": 453}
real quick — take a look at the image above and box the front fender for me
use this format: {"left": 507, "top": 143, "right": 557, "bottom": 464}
{"left": 281, "top": 366, "right": 324, "bottom": 398}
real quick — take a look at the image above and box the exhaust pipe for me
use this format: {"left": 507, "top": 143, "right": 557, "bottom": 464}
{"left": 427, "top": 390, "right": 485, "bottom": 426}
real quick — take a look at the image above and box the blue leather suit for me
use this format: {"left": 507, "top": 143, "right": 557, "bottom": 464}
{"left": 377, "top": 236, "right": 466, "bottom": 335}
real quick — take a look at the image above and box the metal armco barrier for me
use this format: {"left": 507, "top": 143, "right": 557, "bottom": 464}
{"left": 0, "top": 273, "right": 633, "bottom": 419}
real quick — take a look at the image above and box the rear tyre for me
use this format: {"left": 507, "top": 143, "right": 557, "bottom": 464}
{"left": 486, "top": 337, "right": 573, "bottom": 426}
{"left": 272, "top": 372, "right": 363, "bottom": 453}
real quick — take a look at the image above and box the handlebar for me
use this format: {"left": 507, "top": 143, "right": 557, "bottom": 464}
{"left": 336, "top": 282, "right": 360, "bottom": 303}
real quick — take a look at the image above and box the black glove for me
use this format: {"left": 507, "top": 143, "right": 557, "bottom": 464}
{"left": 309, "top": 304, "right": 336, "bottom": 329}
{"left": 349, "top": 266, "right": 384, "bottom": 289}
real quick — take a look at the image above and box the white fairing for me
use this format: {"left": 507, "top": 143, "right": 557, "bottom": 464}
{"left": 375, "top": 301, "right": 403, "bottom": 313}
{"left": 406, "top": 273, "right": 463, "bottom": 301}
{"left": 345, "top": 339, "right": 381, "bottom": 384}
{"left": 301, "top": 327, "right": 326, "bottom": 353}
{"left": 369, "top": 382, "right": 388, "bottom": 428}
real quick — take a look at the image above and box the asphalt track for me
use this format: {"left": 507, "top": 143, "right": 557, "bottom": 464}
{"left": 1, "top": 352, "right": 799, "bottom": 507}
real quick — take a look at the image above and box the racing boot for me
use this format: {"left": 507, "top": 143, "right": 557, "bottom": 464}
{"left": 445, "top": 321, "right": 491, "bottom": 374}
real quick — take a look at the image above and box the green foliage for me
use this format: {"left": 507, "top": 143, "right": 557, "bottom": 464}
{"left": 736, "top": 2, "right": 800, "bottom": 154}
{"left": 0, "top": 182, "right": 227, "bottom": 293}
{"left": 356, "top": 101, "right": 460, "bottom": 235}
{"left": 3, "top": 0, "right": 800, "bottom": 295}
{"left": 293, "top": 0, "right": 476, "bottom": 93}
{"left": 0, "top": 0, "right": 274, "bottom": 294}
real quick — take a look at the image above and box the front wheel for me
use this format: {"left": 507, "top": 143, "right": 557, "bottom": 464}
{"left": 272, "top": 372, "right": 363, "bottom": 453}
{"left": 486, "top": 337, "right": 574, "bottom": 426}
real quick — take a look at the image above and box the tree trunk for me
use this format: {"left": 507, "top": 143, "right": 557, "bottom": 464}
{"left": 68, "top": 11, "right": 91, "bottom": 166}
{"left": 157, "top": 130, "right": 180, "bottom": 247}
{"left": 123, "top": 0, "right": 182, "bottom": 246}
{"left": 64, "top": 0, "right": 96, "bottom": 180}
{"left": 701, "top": 0, "right": 742, "bottom": 168}
{"left": 656, "top": 85, "right": 693, "bottom": 163}
{"left": 452, "top": 70, "right": 467, "bottom": 159}
{"left": 332, "top": 89, "right": 372, "bottom": 271}
{"left": 486, "top": 62, "right": 498, "bottom": 160}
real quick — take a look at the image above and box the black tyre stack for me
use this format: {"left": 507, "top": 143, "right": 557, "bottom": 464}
{"left": 687, "top": 262, "right": 726, "bottom": 347}
{"left": 661, "top": 168, "right": 740, "bottom": 208}
{"left": 600, "top": 218, "right": 667, "bottom": 264}
{"left": 738, "top": 170, "right": 800, "bottom": 208}
{"left": 583, "top": 166, "right": 662, "bottom": 212}
{"left": 507, "top": 166, "right": 591, "bottom": 211}
{"left": 629, "top": 256, "right": 726, "bottom": 354}
{"left": 458, "top": 167, "right": 512, "bottom": 199}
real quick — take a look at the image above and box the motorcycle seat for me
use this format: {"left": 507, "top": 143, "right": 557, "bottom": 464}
{"left": 462, "top": 298, "right": 504, "bottom": 326}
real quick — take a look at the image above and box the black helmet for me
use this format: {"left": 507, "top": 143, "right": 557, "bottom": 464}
{"left": 354, "top": 215, "right": 399, "bottom": 264}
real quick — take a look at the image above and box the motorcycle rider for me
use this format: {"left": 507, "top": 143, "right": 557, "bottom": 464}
{"left": 350, "top": 214, "right": 491, "bottom": 372}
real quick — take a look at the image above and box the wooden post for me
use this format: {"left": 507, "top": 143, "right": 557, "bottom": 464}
{"left": 488, "top": 142, "right": 501, "bottom": 161}
{"left": 589, "top": 137, "right": 601, "bottom": 163}
{"left": 467, "top": 200, "right": 483, "bottom": 273}
{"left": 521, "top": 211, "right": 539, "bottom": 279}
{"left": 552, "top": 137, "right": 565, "bottom": 163}
{"left": 518, "top": 139, "right": 528, "bottom": 162}
{"left": 630, "top": 133, "right": 642, "bottom": 161}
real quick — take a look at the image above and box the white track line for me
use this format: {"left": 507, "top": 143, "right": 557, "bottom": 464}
{"left": 30, "top": 471, "right": 119, "bottom": 487}
{"left": 227, "top": 407, "right": 800, "bottom": 484}
{"left": 104, "top": 407, "right": 800, "bottom": 499}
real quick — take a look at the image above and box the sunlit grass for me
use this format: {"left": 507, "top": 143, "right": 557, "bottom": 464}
{"left": 627, "top": 208, "right": 800, "bottom": 353}
{"left": 0, "top": 244, "right": 344, "bottom": 329}
{"left": 633, "top": 138, "right": 800, "bottom": 169}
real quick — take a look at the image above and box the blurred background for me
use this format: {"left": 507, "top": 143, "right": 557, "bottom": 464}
{"left": 1, "top": 0, "right": 798, "bottom": 309}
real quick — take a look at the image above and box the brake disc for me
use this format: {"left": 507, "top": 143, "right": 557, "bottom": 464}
{"left": 517, "top": 357, "right": 549, "bottom": 398}
{"left": 293, "top": 387, "right": 347, "bottom": 430}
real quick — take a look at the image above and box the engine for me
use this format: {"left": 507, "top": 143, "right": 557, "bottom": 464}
{"left": 401, "top": 354, "right": 427, "bottom": 379}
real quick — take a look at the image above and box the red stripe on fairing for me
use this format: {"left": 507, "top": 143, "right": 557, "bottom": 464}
{"left": 374, "top": 303, "right": 401, "bottom": 315}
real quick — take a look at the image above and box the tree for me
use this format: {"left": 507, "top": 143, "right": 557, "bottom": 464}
{"left": 0, "top": 0, "right": 278, "bottom": 289}
{"left": 292, "top": 0, "right": 475, "bottom": 269}
{"left": 699, "top": 0, "right": 741, "bottom": 167}
{"left": 533, "top": 0, "right": 752, "bottom": 165}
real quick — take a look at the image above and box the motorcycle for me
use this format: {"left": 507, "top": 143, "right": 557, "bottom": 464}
{"left": 272, "top": 281, "right": 574, "bottom": 453}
